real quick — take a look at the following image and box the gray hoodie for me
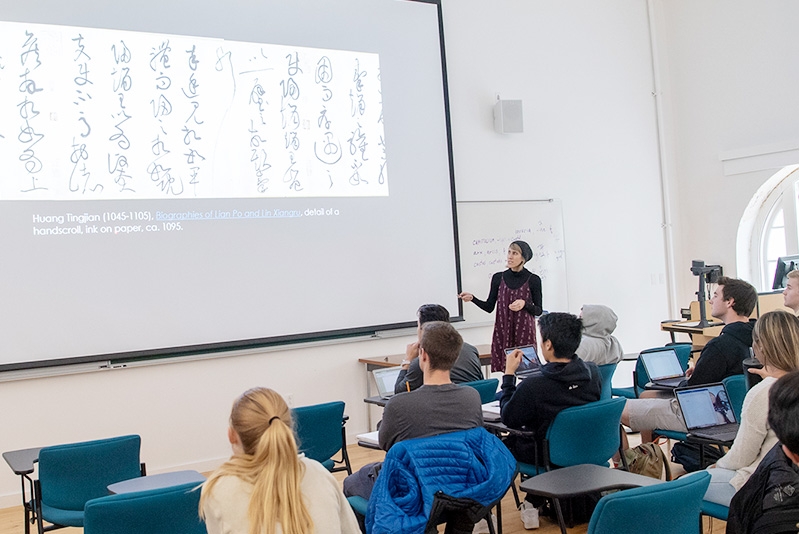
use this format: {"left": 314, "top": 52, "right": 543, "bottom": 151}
{"left": 575, "top": 304, "right": 624, "bottom": 366}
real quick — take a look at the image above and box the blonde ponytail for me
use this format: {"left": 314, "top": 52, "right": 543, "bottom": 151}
{"left": 200, "top": 388, "right": 313, "bottom": 534}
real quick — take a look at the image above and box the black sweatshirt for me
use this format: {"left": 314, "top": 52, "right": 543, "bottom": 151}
{"left": 499, "top": 355, "right": 601, "bottom": 464}
{"left": 471, "top": 268, "right": 543, "bottom": 316}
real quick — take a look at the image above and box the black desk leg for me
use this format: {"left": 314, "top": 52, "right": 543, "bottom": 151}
{"left": 552, "top": 497, "right": 567, "bottom": 534}
{"left": 21, "top": 475, "right": 30, "bottom": 534}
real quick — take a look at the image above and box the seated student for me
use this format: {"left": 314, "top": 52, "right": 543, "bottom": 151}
{"left": 575, "top": 304, "right": 624, "bottom": 366}
{"left": 500, "top": 312, "right": 601, "bottom": 529}
{"left": 500, "top": 312, "right": 602, "bottom": 465}
{"left": 200, "top": 387, "right": 360, "bottom": 534}
{"left": 343, "top": 321, "right": 483, "bottom": 500}
{"left": 782, "top": 269, "right": 799, "bottom": 314}
{"left": 727, "top": 371, "right": 799, "bottom": 534}
{"left": 703, "top": 310, "right": 799, "bottom": 507}
{"left": 394, "top": 303, "right": 483, "bottom": 394}
{"left": 622, "top": 276, "right": 757, "bottom": 439}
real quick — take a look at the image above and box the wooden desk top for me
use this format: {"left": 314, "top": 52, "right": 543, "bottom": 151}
{"left": 660, "top": 321, "right": 723, "bottom": 335}
{"left": 359, "top": 344, "right": 491, "bottom": 368}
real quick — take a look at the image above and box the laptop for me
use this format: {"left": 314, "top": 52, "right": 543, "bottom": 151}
{"left": 675, "top": 383, "right": 739, "bottom": 442}
{"left": 505, "top": 344, "right": 545, "bottom": 377}
{"left": 639, "top": 348, "right": 687, "bottom": 388}
{"left": 373, "top": 367, "right": 403, "bottom": 399}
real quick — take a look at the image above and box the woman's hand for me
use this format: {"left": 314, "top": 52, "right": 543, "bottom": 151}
{"left": 509, "top": 299, "right": 525, "bottom": 312}
{"left": 748, "top": 366, "right": 771, "bottom": 379}
{"left": 458, "top": 292, "right": 474, "bottom": 302}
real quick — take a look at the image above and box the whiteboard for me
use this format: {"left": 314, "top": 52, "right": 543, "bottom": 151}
{"left": 457, "top": 200, "right": 568, "bottom": 323}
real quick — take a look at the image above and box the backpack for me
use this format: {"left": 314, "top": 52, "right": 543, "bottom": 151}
{"left": 623, "top": 442, "right": 672, "bottom": 480}
{"left": 670, "top": 441, "right": 724, "bottom": 473}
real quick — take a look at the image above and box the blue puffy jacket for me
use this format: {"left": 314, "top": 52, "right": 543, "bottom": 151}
{"left": 366, "top": 427, "right": 516, "bottom": 534}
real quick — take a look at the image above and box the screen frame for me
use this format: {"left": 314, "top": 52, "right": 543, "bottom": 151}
{"left": 0, "top": 0, "right": 464, "bottom": 373}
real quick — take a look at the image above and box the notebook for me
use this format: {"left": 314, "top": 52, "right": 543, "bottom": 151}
{"left": 675, "top": 383, "right": 739, "bottom": 442}
{"left": 505, "top": 344, "right": 544, "bottom": 377}
{"left": 356, "top": 430, "right": 380, "bottom": 447}
{"left": 639, "top": 348, "right": 686, "bottom": 388}
{"left": 373, "top": 367, "right": 403, "bottom": 399}
{"left": 482, "top": 400, "right": 501, "bottom": 422}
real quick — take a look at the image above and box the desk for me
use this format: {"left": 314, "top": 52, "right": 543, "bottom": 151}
{"left": 3, "top": 447, "right": 42, "bottom": 534}
{"left": 108, "top": 470, "right": 206, "bottom": 494}
{"left": 364, "top": 395, "right": 388, "bottom": 408}
{"left": 359, "top": 344, "right": 491, "bottom": 427}
{"left": 520, "top": 464, "right": 663, "bottom": 534}
{"left": 660, "top": 320, "right": 723, "bottom": 349}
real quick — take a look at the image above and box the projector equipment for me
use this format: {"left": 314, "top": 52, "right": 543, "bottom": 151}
{"left": 691, "top": 260, "right": 723, "bottom": 328}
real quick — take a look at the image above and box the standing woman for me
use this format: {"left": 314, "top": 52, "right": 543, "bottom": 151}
{"left": 459, "top": 240, "right": 543, "bottom": 372}
{"left": 200, "top": 387, "right": 360, "bottom": 534}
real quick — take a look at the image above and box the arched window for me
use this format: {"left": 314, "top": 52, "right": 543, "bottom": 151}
{"left": 737, "top": 165, "right": 799, "bottom": 290}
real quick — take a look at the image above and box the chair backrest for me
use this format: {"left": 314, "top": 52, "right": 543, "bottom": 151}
{"left": 722, "top": 374, "right": 747, "bottom": 422}
{"left": 545, "top": 398, "right": 625, "bottom": 468}
{"left": 597, "top": 363, "right": 617, "bottom": 401}
{"left": 38, "top": 435, "right": 142, "bottom": 513}
{"left": 460, "top": 378, "right": 499, "bottom": 404}
{"left": 292, "top": 400, "right": 345, "bottom": 464}
{"left": 587, "top": 471, "right": 710, "bottom": 534}
{"left": 83, "top": 481, "right": 206, "bottom": 534}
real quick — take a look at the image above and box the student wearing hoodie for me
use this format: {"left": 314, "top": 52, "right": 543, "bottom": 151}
{"left": 500, "top": 312, "right": 602, "bottom": 466}
{"left": 575, "top": 304, "right": 624, "bottom": 366}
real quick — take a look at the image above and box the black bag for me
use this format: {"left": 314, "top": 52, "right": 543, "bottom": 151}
{"left": 537, "top": 492, "right": 601, "bottom": 527}
{"left": 670, "top": 441, "right": 724, "bottom": 472}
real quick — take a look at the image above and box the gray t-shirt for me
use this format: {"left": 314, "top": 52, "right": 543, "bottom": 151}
{"left": 378, "top": 383, "right": 483, "bottom": 450}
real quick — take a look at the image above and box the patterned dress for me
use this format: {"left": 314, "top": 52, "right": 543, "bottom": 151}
{"left": 490, "top": 275, "right": 537, "bottom": 372}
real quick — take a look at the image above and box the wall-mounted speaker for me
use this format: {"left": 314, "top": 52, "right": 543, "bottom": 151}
{"left": 493, "top": 99, "right": 523, "bottom": 134}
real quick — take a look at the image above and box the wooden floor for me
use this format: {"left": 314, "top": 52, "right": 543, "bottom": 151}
{"left": 0, "top": 436, "right": 728, "bottom": 534}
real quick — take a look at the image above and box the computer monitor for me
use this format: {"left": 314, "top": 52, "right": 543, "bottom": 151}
{"left": 771, "top": 254, "right": 799, "bottom": 289}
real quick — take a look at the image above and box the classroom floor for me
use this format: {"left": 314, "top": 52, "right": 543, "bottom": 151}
{"left": 0, "top": 435, "right": 728, "bottom": 534}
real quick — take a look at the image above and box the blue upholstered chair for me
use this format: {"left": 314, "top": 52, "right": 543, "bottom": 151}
{"left": 34, "top": 435, "right": 145, "bottom": 534}
{"left": 700, "top": 500, "right": 729, "bottom": 522}
{"left": 723, "top": 374, "right": 747, "bottom": 422}
{"left": 587, "top": 471, "right": 710, "bottom": 534}
{"left": 292, "top": 400, "right": 352, "bottom": 474}
{"left": 460, "top": 378, "right": 499, "bottom": 404}
{"left": 513, "top": 398, "right": 628, "bottom": 532}
{"left": 597, "top": 363, "right": 617, "bottom": 401}
{"left": 83, "top": 481, "right": 206, "bottom": 534}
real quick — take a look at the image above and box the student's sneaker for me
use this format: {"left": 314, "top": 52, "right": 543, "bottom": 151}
{"left": 472, "top": 513, "right": 497, "bottom": 534}
{"left": 519, "top": 501, "right": 540, "bottom": 529}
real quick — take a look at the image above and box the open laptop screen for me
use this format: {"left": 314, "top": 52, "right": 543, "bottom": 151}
{"left": 373, "top": 367, "right": 403, "bottom": 398}
{"left": 640, "top": 349, "right": 684, "bottom": 380}
{"left": 676, "top": 383, "right": 737, "bottom": 430}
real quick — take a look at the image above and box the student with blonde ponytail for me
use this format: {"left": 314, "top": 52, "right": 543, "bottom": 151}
{"left": 200, "top": 388, "right": 360, "bottom": 534}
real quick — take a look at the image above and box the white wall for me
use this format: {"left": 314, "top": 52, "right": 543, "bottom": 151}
{"left": 444, "top": 0, "right": 670, "bottom": 345}
{"left": 0, "top": 326, "right": 491, "bottom": 508}
{"left": 0, "top": 0, "right": 677, "bottom": 507}
{"left": 652, "top": 0, "right": 799, "bottom": 300}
